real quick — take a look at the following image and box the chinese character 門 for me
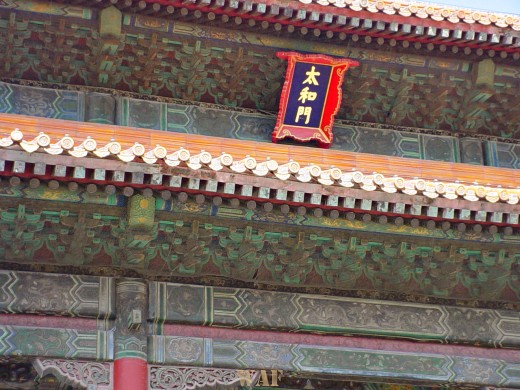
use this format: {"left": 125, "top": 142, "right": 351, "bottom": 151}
{"left": 295, "top": 106, "right": 312, "bottom": 124}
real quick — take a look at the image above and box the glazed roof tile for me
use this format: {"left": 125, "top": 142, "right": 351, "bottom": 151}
{"left": 298, "top": 0, "right": 520, "bottom": 30}
{"left": 1, "top": 127, "right": 519, "bottom": 205}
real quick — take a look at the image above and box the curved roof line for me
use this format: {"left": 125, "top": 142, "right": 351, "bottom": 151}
{"left": 297, "top": 0, "right": 520, "bottom": 30}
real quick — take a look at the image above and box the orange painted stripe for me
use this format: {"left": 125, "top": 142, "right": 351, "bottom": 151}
{"left": 0, "top": 113, "right": 518, "bottom": 188}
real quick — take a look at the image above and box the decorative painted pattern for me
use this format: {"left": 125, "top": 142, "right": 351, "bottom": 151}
{"left": 2, "top": 5, "right": 520, "bottom": 138}
{"left": 120, "top": 97, "right": 464, "bottom": 163}
{"left": 0, "top": 326, "right": 113, "bottom": 360}
{"left": 0, "top": 83, "right": 85, "bottom": 122}
{"left": 34, "top": 359, "right": 112, "bottom": 390}
{"left": 149, "top": 366, "right": 246, "bottom": 390}
{"left": 1, "top": 179, "right": 517, "bottom": 245}
{"left": 0, "top": 83, "right": 481, "bottom": 164}
{"left": 0, "top": 0, "right": 93, "bottom": 19}
{"left": 0, "top": 271, "right": 115, "bottom": 319}
{"left": 0, "top": 203, "right": 518, "bottom": 301}
{"left": 115, "top": 279, "right": 147, "bottom": 360}
{"left": 149, "top": 283, "right": 520, "bottom": 348}
{"left": 485, "top": 141, "right": 520, "bottom": 170}
{"left": 128, "top": 194, "right": 156, "bottom": 231}
{"left": 147, "top": 366, "right": 432, "bottom": 390}
{"left": 148, "top": 336, "right": 520, "bottom": 388}
{"left": 1, "top": 129, "right": 518, "bottom": 205}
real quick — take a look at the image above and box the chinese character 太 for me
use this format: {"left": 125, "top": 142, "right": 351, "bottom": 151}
{"left": 303, "top": 65, "right": 321, "bottom": 85}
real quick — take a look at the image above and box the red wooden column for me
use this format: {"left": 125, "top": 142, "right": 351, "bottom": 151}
{"left": 114, "top": 358, "right": 148, "bottom": 390}
{"left": 114, "top": 279, "right": 148, "bottom": 390}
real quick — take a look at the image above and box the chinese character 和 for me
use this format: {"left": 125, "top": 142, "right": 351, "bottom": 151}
{"left": 298, "top": 87, "right": 317, "bottom": 104}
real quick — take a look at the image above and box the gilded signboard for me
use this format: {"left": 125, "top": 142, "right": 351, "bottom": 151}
{"left": 272, "top": 52, "right": 358, "bottom": 148}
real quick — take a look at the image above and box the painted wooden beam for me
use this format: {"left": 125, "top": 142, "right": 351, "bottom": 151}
{"left": 0, "top": 270, "right": 115, "bottom": 320}
{"left": 149, "top": 327, "right": 520, "bottom": 388}
{"left": 149, "top": 281, "right": 520, "bottom": 349}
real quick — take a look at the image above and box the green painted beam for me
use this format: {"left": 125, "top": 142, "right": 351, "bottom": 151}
{"left": 148, "top": 335, "right": 520, "bottom": 388}
{"left": 149, "top": 282, "right": 520, "bottom": 348}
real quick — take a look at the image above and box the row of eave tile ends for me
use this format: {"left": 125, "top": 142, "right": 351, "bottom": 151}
{"left": 303, "top": 0, "right": 520, "bottom": 30}
{"left": 1, "top": 129, "right": 518, "bottom": 205}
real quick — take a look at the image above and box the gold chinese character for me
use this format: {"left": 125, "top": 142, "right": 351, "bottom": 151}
{"left": 303, "top": 66, "right": 320, "bottom": 85}
{"left": 298, "top": 87, "right": 317, "bottom": 104}
{"left": 295, "top": 106, "right": 312, "bottom": 124}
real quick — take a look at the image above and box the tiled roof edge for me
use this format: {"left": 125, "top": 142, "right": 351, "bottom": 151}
{"left": 301, "top": 0, "right": 520, "bottom": 30}
{"left": 1, "top": 128, "right": 518, "bottom": 205}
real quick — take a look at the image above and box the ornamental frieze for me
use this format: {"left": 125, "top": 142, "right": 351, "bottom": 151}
{"left": 0, "top": 270, "right": 114, "bottom": 319}
{"left": 0, "top": 326, "right": 113, "bottom": 361}
{"left": 0, "top": 202, "right": 519, "bottom": 301}
{"left": 148, "top": 336, "right": 520, "bottom": 388}
{"left": 149, "top": 282, "right": 520, "bottom": 348}
{"left": 34, "top": 359, "right": 112, "bottom": 390}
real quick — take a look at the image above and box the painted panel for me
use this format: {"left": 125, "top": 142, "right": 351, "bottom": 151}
{"left": 420, "top": 134, "right": 460, "bottom": 163}
{"left": 332, "top": 126, "right": 420, "bottom": 159}
{"left": 148, "top": 335, "right": 520, "bottom": 388}
{"left": 86, "top": 93, "right": 116, "bottom": 124}
{"left": 0, "top": 271, "right": 115, "bottom": 319}
{"left": 495, "top": 142, "right": 520, "bottom": 169}
{"left": 149, "top": 283, "right": 520, "bottom": 348}
{"left": 460, "top": 138, "right": 484, "bottom": 165}
{"left": 0, "top": 1, "right": 93, "bottom": 19}
{"left": 0, "top": 83, "right": 85, "bottom": 121}
{"left": 0, "top": 326, "right": 113, "bottom": 360}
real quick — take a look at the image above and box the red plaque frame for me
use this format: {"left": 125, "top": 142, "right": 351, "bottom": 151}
{"left": 272, "top": 52, "right": 359, "bottom": 148}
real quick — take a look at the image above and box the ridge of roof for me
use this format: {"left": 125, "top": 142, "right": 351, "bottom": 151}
{"left": 300, "top": 0, "right": 520, "bottom": 30}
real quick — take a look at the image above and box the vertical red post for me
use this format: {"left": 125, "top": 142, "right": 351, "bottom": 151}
{"left": 114, "top": 279, "right": 149, "bottom": 390}
{"left": 114, "top": 358, "right": 148, "bottom": 390}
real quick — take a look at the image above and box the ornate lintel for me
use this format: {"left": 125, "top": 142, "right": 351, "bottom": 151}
{"left": 33, "top": 359, "right": 113, "bottom": 390}
{"left": 149, "top": 366, "right": 259, "bottom": 390}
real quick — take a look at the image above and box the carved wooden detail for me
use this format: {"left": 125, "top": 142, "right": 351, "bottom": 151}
{"left": 149, "top": 366, "right": 255, "bottom": 390}
{"left": 33, "top": 359, "right": 112, "bottom": 390}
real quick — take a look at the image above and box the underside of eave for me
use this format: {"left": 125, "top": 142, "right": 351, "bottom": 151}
{"left": 138, "top": 0, "right": 520, "bottom": 32}
{"left": 23, "top": 0, "right": 520, "bottom": 55}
